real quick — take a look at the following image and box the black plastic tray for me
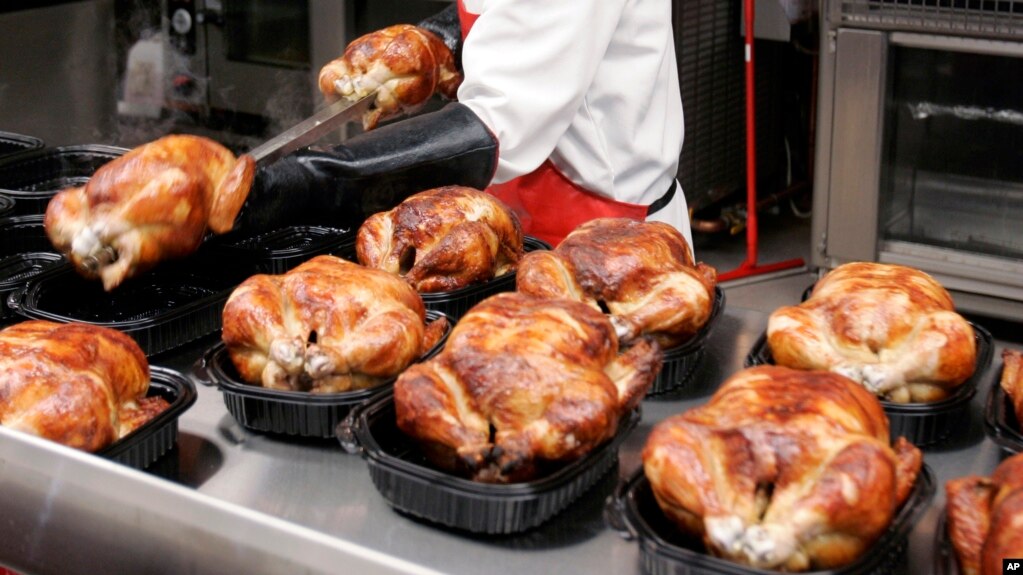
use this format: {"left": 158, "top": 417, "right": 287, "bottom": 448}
{"left": 7, "top": 259, "right": 249, "bottom": 357}
{"left": 201, "top": 225, "right": 356, "bottom": 275}
{"left": 192, "top": 309, "right": 452, "bottom": 438}
{"left": 648, "top": 286, "right": 726, "bottom": 396}
{"left": 341, "top": 236, "right": 551, "bottom": 320}
{"left": 605, "top": 464, "right": 935, "bottom": 575}
{"left": 0, "top": 252, "right": 64, "bottom": 325}
{"left": 0, "top": 214, "right": 54, "bottom": 256}
{"left": 0, "top": 131, "right": 44, "bottom": 160}
{"left": 744, "top": 322, "right": 994, "bottom": 447}
{"left": 95, "top": 365, "right": 197, "bottom": 470}
{"left": 933, "top": 512, "right": 958, "bottom": 575}
{"left": 0, "top": 194, "right": 13, "bottom": 219}
{"left": 984, "top": 361, "right": 1023, "bottom": 455}
{"left": 0, "top": 144, "right": 127, "bottom": 216}
{"left": 337, "top": 392, "right": 640, "bottom": 534}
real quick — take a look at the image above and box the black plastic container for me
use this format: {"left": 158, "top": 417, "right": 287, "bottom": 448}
{"left": 0, "top": 194, "right": 13, "bottom": 219}
{"left": 96, "top": 366, "right": 197, "bottom": 469}
{"left": 743, "top": 322, "right": 994, "bottom": 447}
{"left": 984, "top": 362, "right": 1023, "bottom": 455}
{"left": 0, "top": 214, "right": 53, "bottom": 256}
{"left": 0, "top": 144, "right": 127, "bottom": 216}
{"left": 0, "top": 252, "right": 64, "bottom": 325}
{"left": 7, "top": 259, "right": 249, "bottom": 356}
{"left": 340, "top": 236, "right": 552, "bottom": 320}
{"left": 201, "top": 225, "right": 356, "bottom": 274}
{"left": 604, "top": 464, "right": 935, "bottom": 575}
{"left": 933, "top": 513, "right": 958, "bottom": 575}
{"left": 337, "top": 393, "right": 640, "bottom": 534}
{"left": 0, "top": 131, "right": 44, "bottom": 160}
{"left": 192, "top": 310, "right": 452, "bottom": 438}
{"left": 648, "top": 287, "right": 726, "bottom": 396}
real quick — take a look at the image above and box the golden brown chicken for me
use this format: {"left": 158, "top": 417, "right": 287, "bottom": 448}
{"left": 394, "top": 292, "right": 662, "bottom": 483}
{"left": 44, "top": 134, "right": 255, "bottom": 291}
{"left": 1000, "top": 349, "right": 1023, "bottom": 423}
{"left": 946, "top": 453, "right": 1023, "bottom": 575}
{"left": 0, "top": 320, "right": 168, "bottom": 452}
{"left": 643, "top": 365, "right": 922, "bottom": 571}
{"left": 319, "top": 24, "right": 462, "bottom": 131}
{"left": 767, "top": 262, "right": 976, "bottom": 403}
{"left": 516, "top": 217, "right": 717, "bottom": 348}
{"left": 222, "top": 255, "right": 448, "bottom": 393}
{"left": 356, "top": 186, "right": 524, "bottom": 292}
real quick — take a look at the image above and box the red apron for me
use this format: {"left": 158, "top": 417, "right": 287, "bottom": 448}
{"left": 456, "top": 1, "right": 649, "bottom": 247}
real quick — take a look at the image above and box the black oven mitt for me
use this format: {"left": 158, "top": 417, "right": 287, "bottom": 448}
{"left": 232, "top": 102, "right": 498, "bottom": 234}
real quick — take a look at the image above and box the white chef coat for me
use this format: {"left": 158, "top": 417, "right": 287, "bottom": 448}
{"left": 456, "top": 0, "right": 692, "bottom": 248}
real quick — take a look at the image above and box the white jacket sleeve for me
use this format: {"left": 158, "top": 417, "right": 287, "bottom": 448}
{"left": 457, "top": 0, "right": 630, "bottom": 184}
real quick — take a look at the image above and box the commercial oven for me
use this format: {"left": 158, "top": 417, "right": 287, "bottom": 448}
{"left": 812, "top": 0, "right": 1023, "bottom": 319}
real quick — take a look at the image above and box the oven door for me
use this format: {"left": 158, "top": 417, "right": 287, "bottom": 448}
{"left": 202, "top": 0, "right": 347, "bottom": 121}
{"left": 821, "top": 29, "right": 1023, "bottom": 316}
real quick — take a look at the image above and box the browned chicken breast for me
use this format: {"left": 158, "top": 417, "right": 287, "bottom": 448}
{"left": 643, "top": 365, "right": 922, "bottom": 571}
{"left": 1000, "top": 349, "right": 1023, "bottom": 423}
{"left": 767, "top": 262, "right": 976, "bottom": 403}
{"left": 394, "top": 292, "right": 662, "bottom": 483}
{"left": 356, "top": 186, "right": 524, "bottom": 292}
{"left": 319, "top": 24, "right": 462, "bottom": 130}
{"left": 946, "top": 452, "right": 1023, "bottom": 575}
{"left": 222, "top": 255, "right": 448, "bottom": 393}
{"left": 0, "top": 320, "right": 167, "bottom": 452}
{"left": 44, "top": 134, "right": 255, "bottom": 291}
{"left": 516, "top": 217, "right": 717, "bottom": 348}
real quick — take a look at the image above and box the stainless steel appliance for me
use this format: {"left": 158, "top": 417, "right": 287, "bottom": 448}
{"left": 162, "top": 0, "right": 348, "bottom": 126}
{"left": 813, "top": 0, "right": 1023, "bottom": 319}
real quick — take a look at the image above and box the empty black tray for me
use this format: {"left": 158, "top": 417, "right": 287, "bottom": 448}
{"left": 192, "top": 309, "right": 451, "bottom": 438}
{"left": 0, "top": 131, "right": 44, "bottom": 160}
{"left": 96, "top": 365, "right": 198, "bottom": 469}
{"left": 605, "top": 464, "right": 935, "bottom": 575}
{"left": 0, "top": 214, "right": 54, "bottom": 256}
{"left": 0, "top": 194, "right": 13, "bottom": 219}
{"left": 338, "top": 393, "right": 640, "bottom": 534}
{"left": 0, "top": 144, "right": 127, "bottom": 216}
{"left": 7, "top": 259, "right": 249, "bottom": 356}
{"left": 647, "top": 286, "right": 726, "bottom": 396}
{"left": 744, "top": 322, "right": 994, "bottom": 447}
{"left": 0, "top": 252, "right": 64, "bottom": 325}
{"left": 201, "top": 225, "right": 356, "bottom": 275}
{"left": 984, "top": 361, "right": 1023, "bottom": 455}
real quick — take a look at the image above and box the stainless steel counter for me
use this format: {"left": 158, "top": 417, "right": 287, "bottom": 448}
{"left": 0, "top": 304, "right": 1009, "bottom": 575}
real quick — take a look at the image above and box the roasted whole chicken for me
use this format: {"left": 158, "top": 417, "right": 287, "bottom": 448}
{"left": 222, "top": 255, "right": 448, "bottom": 393}
{"left": 643, "top": 365, "right": 922, "bottom": 571}
{"left": 0, "top": 320, "right": 168, "bottom": 452}
{"left": 767, "top": 262, "right": 976, "bottom": 403}
{"left": 516, "top": 218, "right": 717, "bottom": 348}
{"left": 356, "top": 186, "right": 524, "bottom": 292}
{"left": 394, "top": 292, "right": 662, "bottom": 483}
{"left": 44, "top": 135, "right": 255, "bottom": 291}
{"left": 1000, "top": 349, "right": 1023, "bottom": 423}
{"left": 319, "top": 24, "right": 462, "bottom": 131}
{"left": 946, "top": 452, "right": 1023, "bottom": 575}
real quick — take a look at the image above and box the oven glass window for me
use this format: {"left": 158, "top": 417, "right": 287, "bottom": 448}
{"left": 225, "top": 0, "right": 310, "bottom": 69}
{"left": 880, "top": 45, "right": 1023, "bottom": 260}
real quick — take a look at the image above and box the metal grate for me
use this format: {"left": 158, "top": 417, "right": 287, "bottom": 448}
{"left": 837, "top": 0, "right": 1023, "bottom": 38}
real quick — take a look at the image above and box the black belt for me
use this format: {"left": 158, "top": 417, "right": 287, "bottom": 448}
{"left": 646, "top": 180, "right": 677, "bottom": 217}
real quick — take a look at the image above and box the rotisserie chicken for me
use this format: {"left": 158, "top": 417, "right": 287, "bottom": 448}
{"left": 766, "top": 262, "right": 976, "bottom": 403}
{"left": 0, "top": 320, "right": 168, "bottom": 452}
{"left": 515, "top": 217, "right": 717, "bottom": 348}
{"left": 319, "top": 24, "right": 461, "bottom": 131}
{"left": 394, "top": 292, "right": 662, "bottom": 483}
{"left": 44, "top": 134, "right": 255, "bottom": 291}
{"left": 1000, "top": 349, "right": 1023, "bottom": 423}
{"left": 643, "top": 365, "right": 922, "bottom": 571}
{"left": 222, "top": 255, "right": 448, "bottom": 393}
{"left": 946, "top": 452, "right": 1023, "bottom": 575}
{"left": 356, "top": 186, "right": 524, "bottom": 292}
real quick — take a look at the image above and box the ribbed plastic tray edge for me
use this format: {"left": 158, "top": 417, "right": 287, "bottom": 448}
{"left": 647, "top": 287, "right": 726, "bottom": 396}
{"left": 983, "top": 363, "right": 1023, "bottom": 455}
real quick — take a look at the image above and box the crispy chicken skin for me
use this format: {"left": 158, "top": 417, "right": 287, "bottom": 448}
{"left": 1000, "top": 349, "right": 1023, "bottom": 423}
{"left": 44, "top": 135, "right": 255, "bottom": 291}
{"left": 0, "top": 320, "right": 167, "bottom": 452}
{"left": 394, "top": 292, "right": 662, "bottom": 483}
{"left": 767, "top": 262, "right": 976, "bottom": 403}
{"left": 946, "top": 453, "right": 1023, "bottom": 575}
{"left": 356, "top": 186, "right": 524, "bottom": 292}
{"left": 319, "top": 24, "right": 461, "bottom": 130}
{"left": 222, "top": 255, "right": 448, "bottom": 393}
{"left": 516, "top": 218, "right": 717, "bottom": 348}
{"left": 643, "top": 365, "right": 922, "bottom": 571}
